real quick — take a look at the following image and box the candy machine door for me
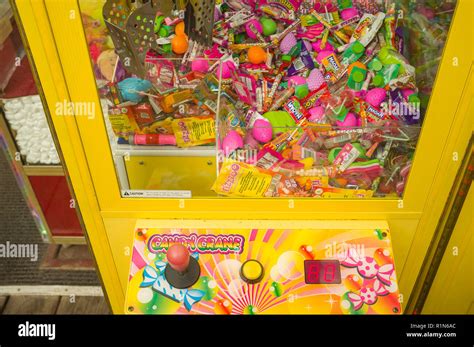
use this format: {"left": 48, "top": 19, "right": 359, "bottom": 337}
{"left": 14, "top": 0, "right": 473, "bottom": 314}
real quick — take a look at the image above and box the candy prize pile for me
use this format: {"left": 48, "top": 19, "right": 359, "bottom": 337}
{"left": 82, "top": 0, "right": 451, "bottom": 198}
{"left": 211, "top": 0, "right": 422, "bottom": 198}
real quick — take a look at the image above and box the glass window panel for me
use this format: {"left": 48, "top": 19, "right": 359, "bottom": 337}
{"left": 79, "top": 0, "right": 456, "bottom": 199}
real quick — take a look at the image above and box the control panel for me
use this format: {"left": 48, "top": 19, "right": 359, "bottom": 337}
{"left": 125, "top": 223, "right": 401, "bottom": 314}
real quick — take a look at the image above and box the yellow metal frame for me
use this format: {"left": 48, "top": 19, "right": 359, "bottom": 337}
{"left": 423, "top": 184, "right": 473, "bottom": 314}
{"left": 14, "top": 0, "right": 473, "bottom": 313}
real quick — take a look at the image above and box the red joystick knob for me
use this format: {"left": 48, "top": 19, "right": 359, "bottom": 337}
{"left": 166, "top": 244, "right": 190, "bottom": 273}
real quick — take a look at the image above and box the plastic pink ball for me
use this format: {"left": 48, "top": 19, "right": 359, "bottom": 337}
{"left": 252, "top": 119, "right": 273, "bottom": 143}
{"left": 216, "top": 61, "right": 235, "bottom": 79}
{"left": 365, "top": 88, "right": 387, "bottom": 107}
{"left": 336, "top": 112, "right": 358, "bottom": 127}
{"left": 222, "top": 130, "right": 243, "bottom": 155}
{"left": 244, "top": 132, "right": 260, "bottom": 150}
{"left": 341, "top": 8, "right": 359, "bottom": 21}
{"left": 312, "top": 39, "right": 335, "bottom": 53}
{"left": 317, "top": 50, "right": 333, "bottom": 64}
{"left": 401, "top": 88, "right": 416, "bottom": 100}
{"left": 280, "top": 32, "right": 297, "bottom": 54}
{"left": 308, "top": 106, "right": 325, "bottom": 122}
{"left": 288, "top": 76, "right": 307, "bottom": 87}
{"left": 307, "top": 68, "right": 325, "bottom": 91}
{"left": 191, "top": 59, "right": 210, "bottom": 73}
{"left": 245, "top": 19, "right": 263, "bottom": 40}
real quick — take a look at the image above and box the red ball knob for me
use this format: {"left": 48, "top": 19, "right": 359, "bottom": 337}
{"left": 167, "top": 244, "right": 190, "bottom": 273}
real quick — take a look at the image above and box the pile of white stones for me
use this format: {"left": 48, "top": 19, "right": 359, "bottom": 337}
{"left": 3, "top": 95, "right": 60, "bottom": 164}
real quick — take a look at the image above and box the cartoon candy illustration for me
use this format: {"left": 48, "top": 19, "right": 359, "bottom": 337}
{"left": 340, "top": 248, "right": 397, "bottom": 312}
{"left": 341, "top": 248, "right": 395, "bottom": 284}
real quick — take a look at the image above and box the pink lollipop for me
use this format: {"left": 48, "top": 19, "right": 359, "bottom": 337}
{"left": 216, "top": 61, "right": 236, "bottom": 79}
{"left": 336, "top": 112, "right": 358, "bottom": 127}
{"left": 288, "top": 75, "right": 307, "bottom": 87}
{"left": 245, "top": 19, "right": 263, "bottom": 40}
{"left": 312, "top": 39, "right": 335, "bottom": 53}
{"left": 341, "top": 7, "right": 359, "bottom": 20}
{"left": 222, "top": 130, "right": 243, "bottom": 155}
{"left": 307, "top": 68, "right": 325, "bottom": 91}
{"left": 280, "top": 32, "right": 297, "bottom": 54}
{"left": 365, "top": 88, "right": 387, "bottom": 107}
{"left": 252, "top": 119, "right": 273, "bottom": 143}
{"left": 191, "top": 59, "right": 210, "bottom": 73}
{"left": 308, "top": 106, "right": 325, "bottom": 123}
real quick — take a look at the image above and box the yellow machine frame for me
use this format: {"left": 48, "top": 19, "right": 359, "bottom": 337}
{"left": 13, "top": 0, "right": 473, "bottom": 313}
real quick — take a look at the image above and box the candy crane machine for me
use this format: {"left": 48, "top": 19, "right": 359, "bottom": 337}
{"left": 13, "top": 0, "right": 473, "bottom": 314}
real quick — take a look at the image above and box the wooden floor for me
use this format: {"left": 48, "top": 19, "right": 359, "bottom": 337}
{"left": 0, "top": 295, "right": 110, "bottom": 314}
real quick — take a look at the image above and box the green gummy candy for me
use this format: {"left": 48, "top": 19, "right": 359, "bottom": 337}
{"left": 161, "top": 43, "right": 172, "bottom": 53}
{"left": 154, "top": 15, "right": 165, "bottom": 34}
{"left": 262, "top": 111, "right": 296, "bottom": 132}
{"left": 260, "top": 17, "right": 277, "bottom": 36}
{"left": 295, "top": 84, "right": 309, "bottom": 99}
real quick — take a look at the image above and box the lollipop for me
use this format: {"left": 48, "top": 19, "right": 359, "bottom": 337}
{"left": 307, "top": 68, "right": 326, "bottom": 91}
{"left": 171, "top": 34, "right": 188, "bottom": 54}
{"left": 260, "top": 17, "right": 277, "bottom": 36}
{"left": 248, "top": 46, "right": 267, "bottom": 65}
{"left": 280, "top": 32, "right": 297, "bottom": 54}
{"left": 252, "top": 119, "right": 273, "bottom": 143}
{"left": 365, "top": 88, "right": 387, "bottom": 107}
{"left": 222, "top": 130, "right": 243, "bottom": 155}
{"left": 341, "top": 7, "right": 359, "bottom": 20}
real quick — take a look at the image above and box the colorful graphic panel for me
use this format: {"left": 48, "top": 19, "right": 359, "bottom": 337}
{"left": 125, "top": 226, "right": 401, "bottom": 314}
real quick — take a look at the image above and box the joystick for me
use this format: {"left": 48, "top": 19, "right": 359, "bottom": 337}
{"left": 164, "top": 244, "right": 200, "bottom": 289}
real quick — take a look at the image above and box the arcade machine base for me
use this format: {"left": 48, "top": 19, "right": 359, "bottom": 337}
{"left": 125, "top": 220, "right": 401, "bottom": 314}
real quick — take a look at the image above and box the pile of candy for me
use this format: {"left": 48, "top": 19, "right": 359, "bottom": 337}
{"left": 209, "top": 0, "right": 422, "bottom": 198}
{"left": 91, "top": 0, "right": 452, "bottom": 198}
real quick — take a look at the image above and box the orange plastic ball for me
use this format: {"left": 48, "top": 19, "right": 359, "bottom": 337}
{"left": 171, "top": 34, "right": 189, "bottom": 54}
{"left": 175, "top": 21, "right": 185, "bottom": 36}
{"left": 248, "top": 46, "right": 267, "bottom": 65}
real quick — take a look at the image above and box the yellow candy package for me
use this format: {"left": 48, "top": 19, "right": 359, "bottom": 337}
{"left": 171, "top": 116, "right": 215, "bottom": 147}
{"left": 142, "top": 117, "right": 174, "bottom": 135}
{"left": 108, "top": 106, "right": 141, "bottom": 140}
{"left": 212, "top": 161, "right": 281, "bottom": 197}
